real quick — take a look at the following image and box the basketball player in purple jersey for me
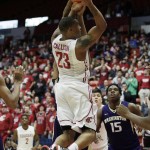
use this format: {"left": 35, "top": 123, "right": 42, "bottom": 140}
{"left": 97, "top": 84, "right": 142, "bottom": 150}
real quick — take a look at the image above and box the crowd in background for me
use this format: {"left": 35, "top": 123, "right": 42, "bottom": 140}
{"left": 0, "top": 28, "right": 149, "bottom": 149}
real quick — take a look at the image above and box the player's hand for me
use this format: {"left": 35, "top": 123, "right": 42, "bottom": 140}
{"left": 116, "top": 104, "right": 130, "bottom": 118}
{"left": 13, "top": 65, "right": 24, "bottom": 84}
{"left": 77, "top": 5, "right": 86, "bottom": 16}
{"left": 71, "top": 2, "right": 83, "bottom": 13}
{"left": 82, "top": 0, "right": 92, "bottom": 7}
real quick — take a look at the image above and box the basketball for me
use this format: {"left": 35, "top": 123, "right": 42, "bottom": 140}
{"left": 71, "top": 0, "right": 83, "bottom": 12}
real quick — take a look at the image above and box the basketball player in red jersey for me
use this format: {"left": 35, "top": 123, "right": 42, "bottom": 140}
{"left": 50, "top": 0, "right": 107, "bottom": 149}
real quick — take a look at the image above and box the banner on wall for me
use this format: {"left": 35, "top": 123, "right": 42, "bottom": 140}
{"left": 141, "top": 25, "right": 150, "bottom": 34}
{"left": 131, "top": 16, "right": 150, "bottom": 31}
{"left": 0, "top": 27, "right": 35, "bottom": 41}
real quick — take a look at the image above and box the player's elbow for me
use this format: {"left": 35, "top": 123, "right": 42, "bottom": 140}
{"left": 100, "top": 21, "right": 107, "bottom": 33}
{"left": 9, "top": 103, "right": 17, "bottom": 109}
{"left": 6, "top": 99, "right": 18, "bottom": 108}
{"left": 11, "top": 103, "right": 18, "bottom": 109}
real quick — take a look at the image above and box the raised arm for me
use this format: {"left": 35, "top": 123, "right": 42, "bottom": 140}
{"left": 76, "top": 5, "right": 87, "bottom": 36}
{"left": 51, "top": 0, "right": 73, "bottom": 43}
{"left": 129, "top": 114, "right": 150, "bottom": 130}
{"left": 117, "top": 104, "right": 150, "bottom": 130}
{"left": 76, "top": 0, "right": 107, "bottom": 54}
{"left": 0, "top": 66, "right": 24, "bottom": 108}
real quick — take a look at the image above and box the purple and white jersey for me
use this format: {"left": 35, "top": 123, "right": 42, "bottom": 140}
{"left": 102, "top": 101, "right": 140, "bottom": 150}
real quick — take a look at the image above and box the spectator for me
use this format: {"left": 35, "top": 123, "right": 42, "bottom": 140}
{"left": 31, "top": 74, "right": 46, "bottom": 100}
{"left": 23, "top": 70, "right": 34, "bottom": 91}
{"left": 12, "top": 107, "right": 22, "bottom": 131}
{"left": 24, "top": 27, "right": 31, "bottom": 42}
{"left": 126, "top": 71, "right": 138, "bottom": 104}
{"left": 99, "top": 79, "right": 109, "bottom": 98}
{"left": 35, "top": 104, "right": 46, "bottom": 146}
{"left": 94, "top": 61, "right": 111, "bottom": 86}
{"left": 138, "top": 69, "right": 150, "bottom": 105}
{"left": 121, "top": 83, "right": 132, "bottom": 102}
{"left": 32, "top": 96, "right": 40, "bottom": 114}
{"left": 89, "top": 88, "right": 108, "bottom": 150}
{"left": 89, "top": 77, "right": 99, "bottom": 90}
{"left": 134, "top": 60, "right": 144, "bottom": 89}
{"left": 23, "top": 105, "right": 35, "bottom": 126}
{"left": 46, "top": 105, "right": 56, "bottom": 140}
{"left": 112, "top": 70, "right": 126, "bottom": 85}
{"left": 129, "top": 35, "right": 138, "bottom": 49}
{"left": 0, "top": 104, "right": 13, "bottom": 144}
{"left": 119, "top": 57, "right": 129, "bottom": 73}
{"left": 4, "top": 76, "right": 12, "bottom": 91}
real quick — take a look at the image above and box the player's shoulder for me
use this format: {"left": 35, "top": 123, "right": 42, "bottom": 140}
{"left": 76, "top": 34, "right": 92, "bottom": 50}
{"left": 17, "top": 126, "right": 22, "bottom": 130}
{"left": 121, "top": 101, "right": 129, "bottom": 107}
{"left": 28, "top": 125, "right": 33, "bottom": 127}
{"left": 29, "top": 125, "right": 35, "bottom": 131}
{"left": 52, "top": 34, "right": 62, "bottom": 43}
{"left": 121, "top": 101, "right": 137, "bottom": 111}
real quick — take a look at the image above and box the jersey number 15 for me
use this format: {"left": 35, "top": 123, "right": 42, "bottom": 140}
{"left": 110, "top": 122, "right": 122, "bottom": 133}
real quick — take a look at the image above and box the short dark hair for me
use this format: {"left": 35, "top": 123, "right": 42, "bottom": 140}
{"left": 21, "top": 113, "right": 29, "bottom": 119}
{"left": 106, "top": 84, "right": 122, "bottom": 95}
{"left": 59, "top": 16, "right": 76, "bottom": 32}
{"left": 92, "top": 88, "right": 102, "bottom": 95}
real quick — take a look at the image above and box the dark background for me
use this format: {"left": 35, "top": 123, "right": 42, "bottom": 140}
{"left": 0, "top": 0, "right": 150, "bottom": 21}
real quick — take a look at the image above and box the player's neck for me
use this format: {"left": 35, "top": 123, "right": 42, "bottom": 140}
{"left": 61, "top": 35, "right": 76, "bottom": 40}
{"left": 22, "top": 125, "right": 29, "bottom": 130}
{"left": 60, "top": 35, "right": 68, "bottom": 41}
{"left": 108, "top": 100, "right": 120, "bottom": 110}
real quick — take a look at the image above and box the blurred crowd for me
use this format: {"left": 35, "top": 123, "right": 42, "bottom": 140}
{"left": 0, "top": 28, "right": 149, "bottom": 149}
